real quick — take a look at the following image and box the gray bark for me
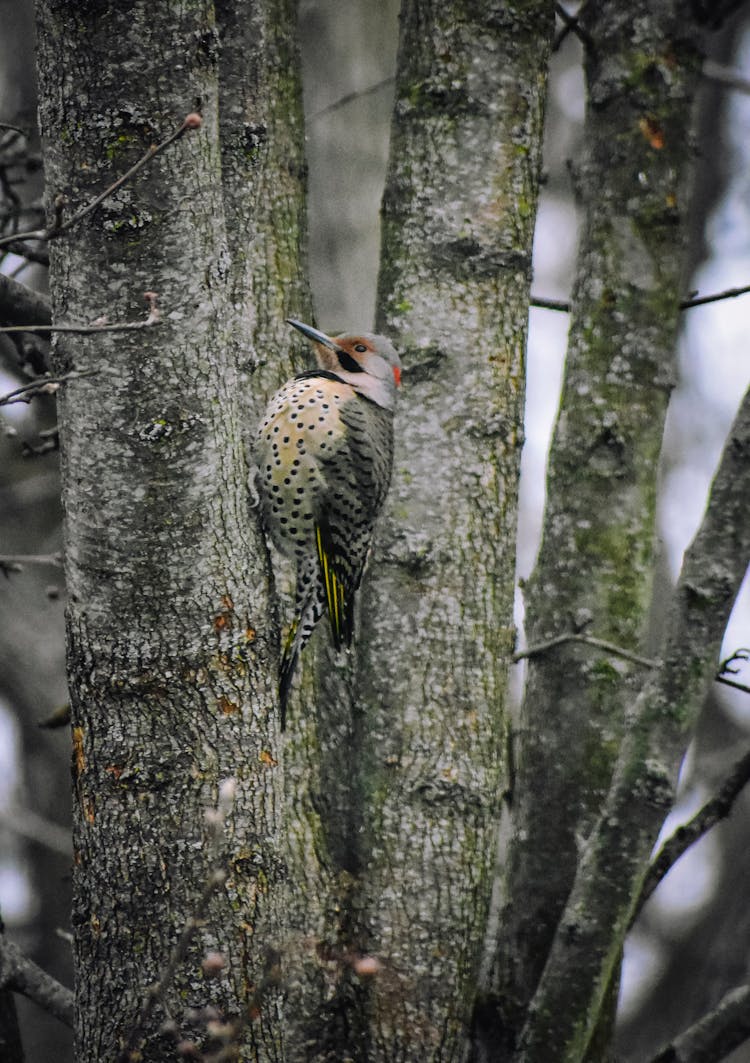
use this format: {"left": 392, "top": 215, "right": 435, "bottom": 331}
{"left": 518, "top": 381, "right": 750, "bottom": 1061}
{"left": 360, "top": 1, "right": 551, "bottom": 1058}
{"left": 485, "top": 3, "right": 705, "bottom": 1056}
{"left": 34, "top": 1, "right": 308, "bottom": 1058}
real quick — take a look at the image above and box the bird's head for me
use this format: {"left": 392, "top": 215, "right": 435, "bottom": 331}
{"left": 286, "top": 318, "right": 401, "bottom": 411}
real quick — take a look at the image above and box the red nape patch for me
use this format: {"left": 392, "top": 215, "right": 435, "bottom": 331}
{"left": 393, "top": 366, "right": 402, "bottom": 386}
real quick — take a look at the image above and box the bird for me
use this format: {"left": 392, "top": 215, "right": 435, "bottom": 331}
{"left": 255, "top": 317, "right": 402, "bottom": 726}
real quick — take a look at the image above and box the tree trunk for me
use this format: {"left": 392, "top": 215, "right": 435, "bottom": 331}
{"left": 483, "top": 2, "right": 705, "bottom": 1058}
{"left": 34, "top": 1, "right": 308, "bottom": 1058}
{"left": 355, "top": 1, "right": 551, "bottom": 1058}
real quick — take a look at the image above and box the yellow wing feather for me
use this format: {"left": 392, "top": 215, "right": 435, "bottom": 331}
{"left": 316, "top": 525, "right": 345, "bottom": 649}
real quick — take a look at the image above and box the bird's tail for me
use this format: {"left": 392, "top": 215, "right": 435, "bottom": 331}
{"left": 278, "top": 574, "right": 325, "bottom": 728}
{"left": 279, "top": 620, "right": 301, "bottom": 730}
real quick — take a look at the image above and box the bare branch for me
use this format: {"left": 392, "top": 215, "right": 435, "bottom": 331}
{"left": 702, "top": 58, "right": 750, "bottom": 96}
{"left": 0, "top": 316, "right": 162, "bottom": 333}
{"left": 553, "top": 2, "right": 593, "bottom": 52}
{"left": 0, "top": 290, "right": 162, "bottom": 342}
{"left": 309, "top": 76, "right": 396, "bottom": 121}
{"left": 647, "top": 983, "right": 750, "bottom": 1063}
{"left": 635, "top": 746, "right": 750, "bottom": 918}
{"left": 681, "top": 283, "right": 750, "bottom": 310}
{"left": 519, "top": 382, "right": 750, "bottom": 1060}
{"left": 0, "top": 274, "right": 51, "bottom": 330}
{"left": 0, "top": 553, "right": 63, "bottom": 568}
{"left": 715, "top": 648, "right": 750, "bottom": 694}
{"left": 530, "top": 283, "right": 750, "bottom": 315}
{"left": 0, "top": 317, "right": 161, "bottom": 336}
{"left": 0, "top": 369, "right": 98, "bottom": 407}
{"left": 514, "top": 631, "right": 659, "bottom": 670}
{"left": 0, "top": 112, "right": 202, "bottom": 252}
{"left": 0, "top": 241, "right": 49, "bottom": 266}
{"left": 1, "top": 551, "right": 62, "bottom": 576}
{"left": 0, "top": 933, "right": 74, "bottom": 1028}
{"left": 0, "top": 806, "right": 71, "bottom": 858}
{"left": 529, "top": 294, "right": 571, "bottom": 312}
{"left": 0, "top": 122, "right": 28, "bottom": 138}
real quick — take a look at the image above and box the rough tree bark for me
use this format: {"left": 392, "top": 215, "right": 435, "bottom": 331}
{"left": 519, "top": 380, "right": 750, "bottom": 1062}
{"left": 34, "top": 1, "right": 308, "bottom": 1058}
{"left": 350, "top": 1, "right": 552, "bottom": 1058}
{"left": 478, "top": 3, "right": 724, "bottom": 1060}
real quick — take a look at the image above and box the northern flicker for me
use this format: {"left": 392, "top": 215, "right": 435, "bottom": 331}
{"left": 255, "top": 318, "right": 402, "bottom": 724}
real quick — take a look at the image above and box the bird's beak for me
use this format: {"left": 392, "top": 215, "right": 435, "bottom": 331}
{"left": 286, "top": 318, "right": 341, "bottom": 352}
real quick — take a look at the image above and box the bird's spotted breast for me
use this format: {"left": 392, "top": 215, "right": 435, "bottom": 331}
{"left": 256, "top": 375, "right": 355, "bottom": 559}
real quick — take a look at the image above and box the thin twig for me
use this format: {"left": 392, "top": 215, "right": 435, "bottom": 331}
{"left": 0, "top": 933, "right": 74, "bottom": 1027}
{"left": 515, "top": 633, "right": 750, "bottom": 696}
{"left": 529, "top": 283, "right": 750, "bottom": 314}
{"left": 702, "top": 58, "right": 750, "bottom": 96}
{"left": 0, "top": 369, "right": 98, "bottom": 407}
{"left": 647, "top": 983, "right": 750, "bottom": 1063}
{"left": 0, "top": 552, "right": 63, "bottom": 569}
{"left": 0, "top": 122, "right": 28, "bottom": 138}
{"left": 309, "top": 76, "right": 396, "bottom": 121}
{"left": 0, "top": 317, "right": 162, "bottom": 335}
{"left": 0, "top": 289, "right": 162, "bottom": 339}
{"left": 553, "top": 2, "right": 593, "bottom": 51}
{"left": 715, "top": 648, "right": 750, "bottom": 695}
{"left": 513, "top": 632, "right": 660, "bottom": 670}
{"left": 529, "top": 294, "right": 571, "bottom": 312}
{"left": 681, "top": 283, "right": 750, "bottom": 309}
{"left": 0, "top": 806, "right": 71, "bottom": 857}
{"left": 633, "top": 746, "right": 750, "bottom": 920}
{"left": 0, "top": 112, "right": 202, "bottom": 251}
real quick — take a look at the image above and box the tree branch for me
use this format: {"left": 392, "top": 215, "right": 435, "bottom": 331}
{"left": 681, "top": 284, "right": 750, "bottom": 310}
{"left": 647, "top": 983, "right": 750, "bottom": 1063}
{"left": 0, "top": 241, "right": 49, "bottom": 266}
{"left": 0, "top": 113, "right": 202, "bottom": 252}
{"left": 553, "top": 2, "right": 593, "bottom": 52}
{"left": 0, "top": 317, "right": 161, "bottom": 336}
{"left": 702, "top": 58, "right": 750, "bottom": 96}
{"left": 0, "top": 933, "right": 73, "bottom": 1028}
{"left": 309, "top": 76, "right": 395, "bottom": 121}
{"left": 0, "top": 274, "right": 51, "bottom": 330}
{"left": 634, "top": 745, "right": 750, "bottom": 919}
{"left": 0, "top": 806, "right": 71, "bottom": 858}
{"left": 0, "top": 553, "right": 63, "bottom": 574}
{"left": 0, "top": 370, "right": 98, "bottom": 407}
{"left": 0, "top": 122, "right": 28, "bottom": 138}
{"left": 0, "top": 291, "right": 161, "bottom": 348}
{"left": 530, "top": 283, "right": 750, "bottom": 314}
{"left": 518, "top": 382, "right": 750, "bottom": 1060}
{"left": 513, "top": 632, "right": 659, "bottom": 670}
{"left": 515, "top": 635, "right": 750, "bottom": 694}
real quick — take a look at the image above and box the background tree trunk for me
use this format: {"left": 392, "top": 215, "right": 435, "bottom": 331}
{"left": 353, "top": 1, "right": 552, "bottom": 1057}
{"left": 34, "top": 1, "right": 308, "bottom": 1057}
{"left": 482, "top": 2, "right": 713, "bottom": 1059}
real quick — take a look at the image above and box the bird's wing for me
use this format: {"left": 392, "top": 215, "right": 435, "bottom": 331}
{"left": 314, "top": 397, "right": 395, "bottom": 648}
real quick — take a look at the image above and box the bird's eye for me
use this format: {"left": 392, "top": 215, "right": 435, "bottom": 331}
{"left": 354, "top": 344, "right": 367, "bottom": 353}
